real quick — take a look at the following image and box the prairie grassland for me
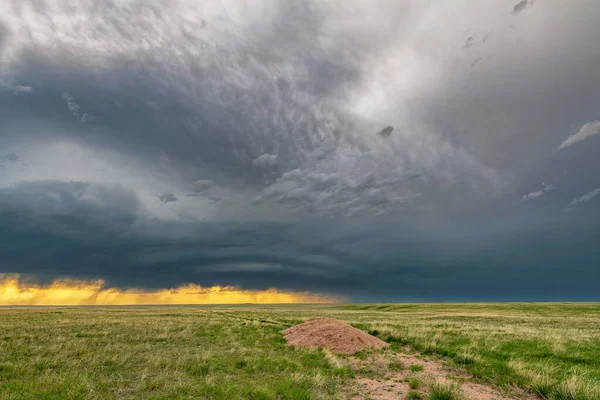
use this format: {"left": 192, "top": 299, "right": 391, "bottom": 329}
{"left": 0, "top": 303, "right": 598, "bottom": 399}
{"left": 0, "top": 307, "right": 349, "bottom": 399}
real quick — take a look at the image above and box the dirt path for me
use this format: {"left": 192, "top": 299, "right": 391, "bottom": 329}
{"left": 280, "top": 317, "right": 537, "bottom": 399}
{"left": 342, "top": 347, "right": 537, "bottom": 400}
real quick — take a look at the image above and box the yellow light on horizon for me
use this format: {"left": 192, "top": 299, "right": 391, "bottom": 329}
{"left": 0, "top": 275, "right": 339, "bottom": 305}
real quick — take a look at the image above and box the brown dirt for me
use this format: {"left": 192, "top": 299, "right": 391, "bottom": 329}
{"left": 281, "top": 317, "right": 390, "bottom": 354}
{"left": 346, "top": 347, "right": 538, "bottom": 400}
{"left": 282, "top": 318, "right": 537, "bottom": 399}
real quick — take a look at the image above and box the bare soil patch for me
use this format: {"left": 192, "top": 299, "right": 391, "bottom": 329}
{"left": 281, "top": 317, "right": 389, "bottom": 354}
{"left": 346, "top": 347, "right": 538, "bottom": 400}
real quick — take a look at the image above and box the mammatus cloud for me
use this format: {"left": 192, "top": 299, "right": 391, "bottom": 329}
{"left": 0, "top": 0, "right": 516, "bottom": 219}
{"left": 520, "top": 183, "right": 555, "bottom": 201}
{"left": 570, "top": 188, "right": 600, "bottom": 206}
{"left": 0, "top": 275, "right": 338, "bottom": 305}
{"left": 559, "top": 120, "right": 600, "bottom": 149}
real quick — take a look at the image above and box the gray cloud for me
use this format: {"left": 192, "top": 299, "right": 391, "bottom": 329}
{"left": 158, "top": 192, "right": 178, "bottom": 203}
{"left": 0, "top": 0, "right": 599, "bottom": 299}
{"left": 3, "top": 153, "right": 18, "bottom": 162}
{"left": 0, "top": 178, "right": 597, "bottom": 301}
{"left": 255, "top": 168, "right": 422, "bottom": 217}
{"left": 376, "top": 126, "right": 394, "bottom": 137}
{"left": 0, "top": 0, "right": 511, "bottom": 212}
{"left": 512, "top": 0, "right": 534, "bottom": 15}
{"left": 0, "top": 181, "right": 142, "bottom": 243}
{"left": 0, "top": 180, "right": 598, "bottom": 300}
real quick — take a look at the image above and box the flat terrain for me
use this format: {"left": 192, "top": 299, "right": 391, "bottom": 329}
{"left": 0, "top": 303, "right": 598, "bottom": 399}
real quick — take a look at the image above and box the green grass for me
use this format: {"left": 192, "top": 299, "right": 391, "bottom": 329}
{"left": 0, "top": 307, "right": 347, "bottom": 399}
{"left": 406, "top": 390, "right": 424, "bottom": 399}
{"left": 408, "top": 376, "right": 422, "bottom": 389}
{"left": 428, "top": 382, "right": 462, "bottom": 400}
{"left": 388, "top": 361, "right": 405, "bottom": 372}
{"left": 409, "top": 364, "right": 425, "bottom": 372}
{"left": 1, "top": 303, "right": 599, "bottom": 399}
{"left": 342, "top": 303, "right": 600, "bottom": 400}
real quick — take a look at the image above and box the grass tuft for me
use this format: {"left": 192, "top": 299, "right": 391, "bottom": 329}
{"left": 409, "top": 364, "right": 424, "bottom": 372}
{"left": 388, "top": 361, "right": 405, "bottom": 372}
{"left": 428, "top": 382, "right": 463, "bottom": 400}
{"left": 406, "top": 390, "right": 424, "bottom": 399}
{"left": 408, "top": 376, "right": 422, "bottom": 389}
{"left": 552, "top": 376, "right": 599, "bottom": 400}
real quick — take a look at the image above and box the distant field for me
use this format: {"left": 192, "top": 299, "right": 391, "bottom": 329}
{"left": 0, "top": 303, "right": 599, "bottom": 399}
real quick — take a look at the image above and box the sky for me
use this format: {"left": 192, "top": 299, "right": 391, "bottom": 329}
{"left": 0, "top": 0, "right": 599, "bottom": 303}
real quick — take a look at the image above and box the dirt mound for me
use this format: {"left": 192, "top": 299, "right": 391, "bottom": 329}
{"left": 281, "top": 317, "right": 389, "bottom": 354}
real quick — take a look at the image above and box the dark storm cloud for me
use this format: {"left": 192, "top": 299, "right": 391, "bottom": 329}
{"left": 1, "top": 0, "right": 600, "bottom": 300}
{"left": 0, "top": 180, "right": 598, "bottom": 299}
{"left": 0, "top": 3, "right": 357, "bottom": 194}
{"left": 0, "top": 0, "right": 507, "bottom": 215}
{"left": 0, "top": 181, "right": 141, "bottom": 233}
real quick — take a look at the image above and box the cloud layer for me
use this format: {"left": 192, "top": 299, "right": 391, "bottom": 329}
{"left": 1, "top": 0, "right": 599, "bottom": 300}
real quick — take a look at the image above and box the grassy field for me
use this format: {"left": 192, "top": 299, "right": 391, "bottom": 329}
{"left": 0, "top": 303, "right": 598, "bottom": 399}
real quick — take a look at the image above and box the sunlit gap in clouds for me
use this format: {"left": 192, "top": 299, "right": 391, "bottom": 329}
{"left": 0, "top": 275, "right": 339, "bottom": 305}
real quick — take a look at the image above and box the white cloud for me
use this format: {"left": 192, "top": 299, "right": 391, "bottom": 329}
{"left": 252, "top": 153, "right": 278, "bottom": 167}
{"left": 559, "top": 120, "right": 600, "bottom": 149}
{"left": 520, "top": 183, "right": 555, "bottom": 201}
{"left": 570, "top": 188, "right": 600, "bottom": 206}
{"left": 0, "top": 79, "right": 34, "bottom": 94}
{"left": 62, "top": 93, "right": 95, "bottom": 123}
{"left": 14, "top": 85, "right": 34, "bottom": 94}
{"left": 520, "top": 190, "right": 543, "bottom": 201}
